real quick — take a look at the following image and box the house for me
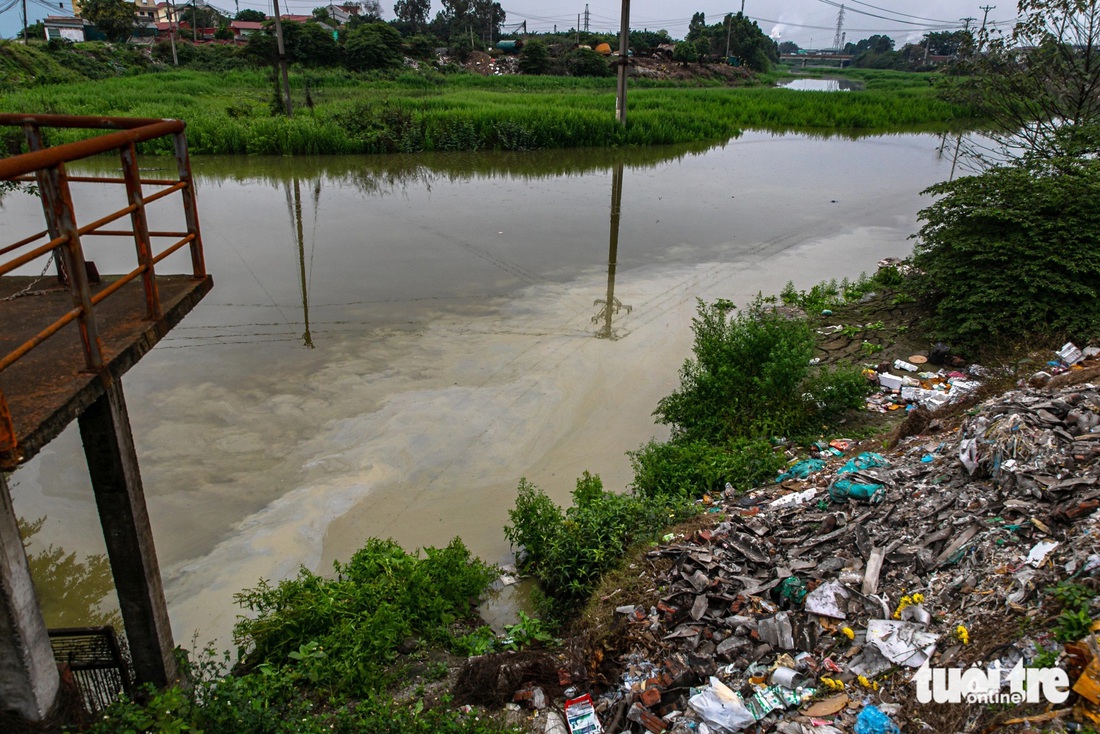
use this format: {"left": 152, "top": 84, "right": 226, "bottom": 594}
{"left": 133, "top": 0, "right": 158, "bottom": 23}
{"left": 229, "top": 19, "right": 264, "bottom": 39}
{"left": 43, "top": 15, "right": 97, "bottom": 41}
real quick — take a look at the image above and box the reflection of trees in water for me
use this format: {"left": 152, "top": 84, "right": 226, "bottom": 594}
{"left": 184, "top": 139, "right": 730, "bottom": 195}
{"left": 18, "top": 517, "right": 121, "bottom": 629}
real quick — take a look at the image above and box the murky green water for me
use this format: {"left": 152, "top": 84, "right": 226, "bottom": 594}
{"left": 2, "top": 132, "right": 956, "bottom": 645}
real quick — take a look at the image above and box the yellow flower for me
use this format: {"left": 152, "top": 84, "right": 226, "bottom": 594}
{"left": 956, "top": 625, "right": 970, "bottom": 645}
{"left": 857, "top": 675, "right": 879, "bottom": 691}
{"left": 840, "top": 627, "right": 855, "bottom": 640}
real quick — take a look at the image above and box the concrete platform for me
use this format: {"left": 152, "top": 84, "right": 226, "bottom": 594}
{"left": 0, "top": 274, "right": 212, "bottom": 467}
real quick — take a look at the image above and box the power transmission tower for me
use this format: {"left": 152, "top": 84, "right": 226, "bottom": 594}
{"left": 583, "top": 3, "right": 590, "bottom": 32}
{"left": 832, "top": 4, "right": 845, "bottom": 52}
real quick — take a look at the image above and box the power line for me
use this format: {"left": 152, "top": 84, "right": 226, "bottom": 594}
{"left": 817, "top": 0, "right": 954, "bottom": 28}
{"left": 838, "top": 0, "right": 957, "bottom": 25}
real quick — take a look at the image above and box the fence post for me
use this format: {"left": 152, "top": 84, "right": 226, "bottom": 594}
{"left": 33, "top": 162, "right": 103, "bottom": 371}
{"left": 119, "top": 143, "right": 161, "bottom": 320}
{"left": 172, "top": 131, "right": 205, "bottom": 279}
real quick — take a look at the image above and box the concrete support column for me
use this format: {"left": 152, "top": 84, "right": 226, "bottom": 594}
{"left": 79, "top": 380, "right": 177, "bottom": 688}
{"left": 0, "top": 472, "right": 60, "bottom": 722}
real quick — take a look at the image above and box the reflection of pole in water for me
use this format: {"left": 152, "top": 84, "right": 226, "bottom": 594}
{"left": 593, "top": 162, "right": 632, "bottom": 339}
{"left": 285, "top": 177, "right": 314, "bottom": 348}
{"left": 949, "top": 133, "right": 963, "bottom": 181}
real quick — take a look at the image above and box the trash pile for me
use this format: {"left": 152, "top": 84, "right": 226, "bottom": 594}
{"left": 559, "top": 379, "right": 1100, "bottom": 733}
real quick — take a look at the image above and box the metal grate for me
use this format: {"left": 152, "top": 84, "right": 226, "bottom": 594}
{"left": 49, "top": 626, "right": 133, "bottom": 714}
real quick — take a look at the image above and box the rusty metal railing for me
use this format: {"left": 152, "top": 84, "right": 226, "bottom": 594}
{"left": 0, "top": 114, "right": 206, "bottom": 467}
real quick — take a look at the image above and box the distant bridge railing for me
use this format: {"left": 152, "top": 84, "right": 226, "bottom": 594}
{"left": 0, "top": 114, "right": 206, "bottom": 468}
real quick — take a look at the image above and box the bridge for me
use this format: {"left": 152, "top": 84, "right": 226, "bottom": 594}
{"left": 781, "top": 53, "right": 854, "bottom": 68}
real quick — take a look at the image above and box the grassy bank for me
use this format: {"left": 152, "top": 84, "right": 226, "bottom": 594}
{"left": 0, "top": 67, "right": 975, "bottom": 155}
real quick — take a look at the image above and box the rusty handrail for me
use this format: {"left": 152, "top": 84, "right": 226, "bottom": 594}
{"left": 0, "top": 115, "right": 205, "bottom": 469}
{"left": 0, "top": 120, "right": 183, "bottom": 181}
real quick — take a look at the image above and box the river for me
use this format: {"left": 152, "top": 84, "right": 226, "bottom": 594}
{"left": 2, "top": 131, "right": 956, "bottom": 648}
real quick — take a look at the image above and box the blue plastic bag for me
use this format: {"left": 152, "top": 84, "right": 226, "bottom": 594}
{"left": 777, "top": 459, "right": 826, "bottom": 482}
{"left": 828, "top": 452, "right": 889, "bottom": 503}
{"left": 855, "top": 705, "right": 900, "bottom": 734}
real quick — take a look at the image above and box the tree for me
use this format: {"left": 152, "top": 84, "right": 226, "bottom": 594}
{"left": 921, "top": 30, "right": 970, "bottom": 56}
{"left": 354, "top": 0, "right": 384, "bottom": 21}
{"left": 672, "top": 41, "right": 697, "bottom": 65}
{"left": 912, "top": 159, "right": 1100, "bottom": 348}
{"left": 245, "top": 20, "right": 340, "bottom": 66}
{"left": 79, "top": 0, "right": 137, "bottom": 43}
{"left": 687, "top": 12, "right": 706, "bottom": 41}
{"left": 394, "top": 0, "right": 430, "bottom": 32}
{"left": 312, "top": 7, "right": 331, "bottom": 23}
{"left": 947, "top": 0, "right": 1100, "bottom": 165}
{"left": 345, "top": 21, "right": 403, "bottom": 70}
{"left": 845, "top": 34, "right": 894, "bottom": 54}
{"left": 778, "top": 40, "right": 800, "bottom": 54}
{"left": 518, "top": 38, "right": 550, "bottom": 74}
{"left": 236, "top": 9, "right": 266, "bottom": 22}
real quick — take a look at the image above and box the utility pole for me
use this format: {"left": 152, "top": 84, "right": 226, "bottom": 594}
{"left": 166, "top": 0, "right": 179, "bottom": 65}
{"left": 615, "top": 0, "right": 630, "bottom": 125}
{"left": 961, "top": 16, "right": 976, "bottom": 33}
{"left": 979, "top": 4, "right": 995, "bottom": 32}
{"left": 272, "top": 0, "right": 293, "bottom": 116}
{"left": 740, "top": 0, "right": 745, "bottom": 15}
{"left": 725, "top": 13, "right": 732, "bottom": 58}
{"left": 21, "top": 0, "right": 27, "bottom": 44}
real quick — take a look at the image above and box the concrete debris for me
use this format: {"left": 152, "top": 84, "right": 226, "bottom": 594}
{"left": 567, "top": 379, "right": 1100, "bottom": 732}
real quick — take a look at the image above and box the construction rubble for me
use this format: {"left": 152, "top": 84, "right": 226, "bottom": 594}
{"left": 519, "top": 368, "right": 1100, "bottom": 733}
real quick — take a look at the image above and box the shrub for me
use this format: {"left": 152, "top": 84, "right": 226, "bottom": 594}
{"left": 911, "top": 159, "right": 1100, "bottom": 349}
{"left": 630, "top": 437, "right": 787, "bottom": 499}
{"left": 565, "top": 47, "right": 612, "bottom": 77}
{"left": 504, "top": 474, "right": 692, "bottom": 611}
{"left": 233, "top": 537, "right": 495, "bottom": 695}
{"left": 518, "top": 39, "right": 550, "bottom": 75}
{"left": 655, "top": 297, "right": 869, "bottom": 444}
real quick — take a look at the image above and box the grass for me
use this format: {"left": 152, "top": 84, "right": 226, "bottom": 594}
{"left": 0, "top": 66, "right": 977, "bottom": 155}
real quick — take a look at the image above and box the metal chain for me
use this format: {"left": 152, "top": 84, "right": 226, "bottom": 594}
{"left": 0, "top": 255, "right": 60, "bottom": 302}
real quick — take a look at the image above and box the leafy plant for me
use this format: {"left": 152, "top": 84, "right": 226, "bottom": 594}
{"left": 233, "top": 537, "right": 496, "bottom": 695}
{"left": 912, "top": 159, "right": 1100, "bottom": 349}
{"left": 860, "top": 340, "right": 884, "bottom": 356}
{"left": 655, "top": 297, "right": 870, "bottom": 444}
{"left": 504, "top": 473, "right": 692, "bottom": 614}
{"left": 500, "top": 611, "right": 555, "bottom": 650}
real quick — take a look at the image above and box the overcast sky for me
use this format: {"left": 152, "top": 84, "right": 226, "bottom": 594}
{"left": 3, "top": 1, "right": 1021, "bottom": 51}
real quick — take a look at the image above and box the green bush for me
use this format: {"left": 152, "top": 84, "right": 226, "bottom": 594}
{"left": 630, "top": 437, "right": 787, "bottom": 499}
{"left": 345, "top": 23, "right": 404, "bottom": 71}
{"left": 655, "top": 297, "right": 869, "bottom": 444}
{"left": 912, "top": 159, "right": 1100, "bottom": 349}
{"left": 233, "top": 537, "right": 495, "bottom": 695}
{"left": 82, "top": 675, "right": 522, "bottom": 734}
{"left": 565, "top": 47, "right": 612, "bottom": 77}
{"left": 518, "top": 39, "right": 550, "bottom": 75}
{"left": 504, "top": 473, "right": 692, "bottom": 611}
